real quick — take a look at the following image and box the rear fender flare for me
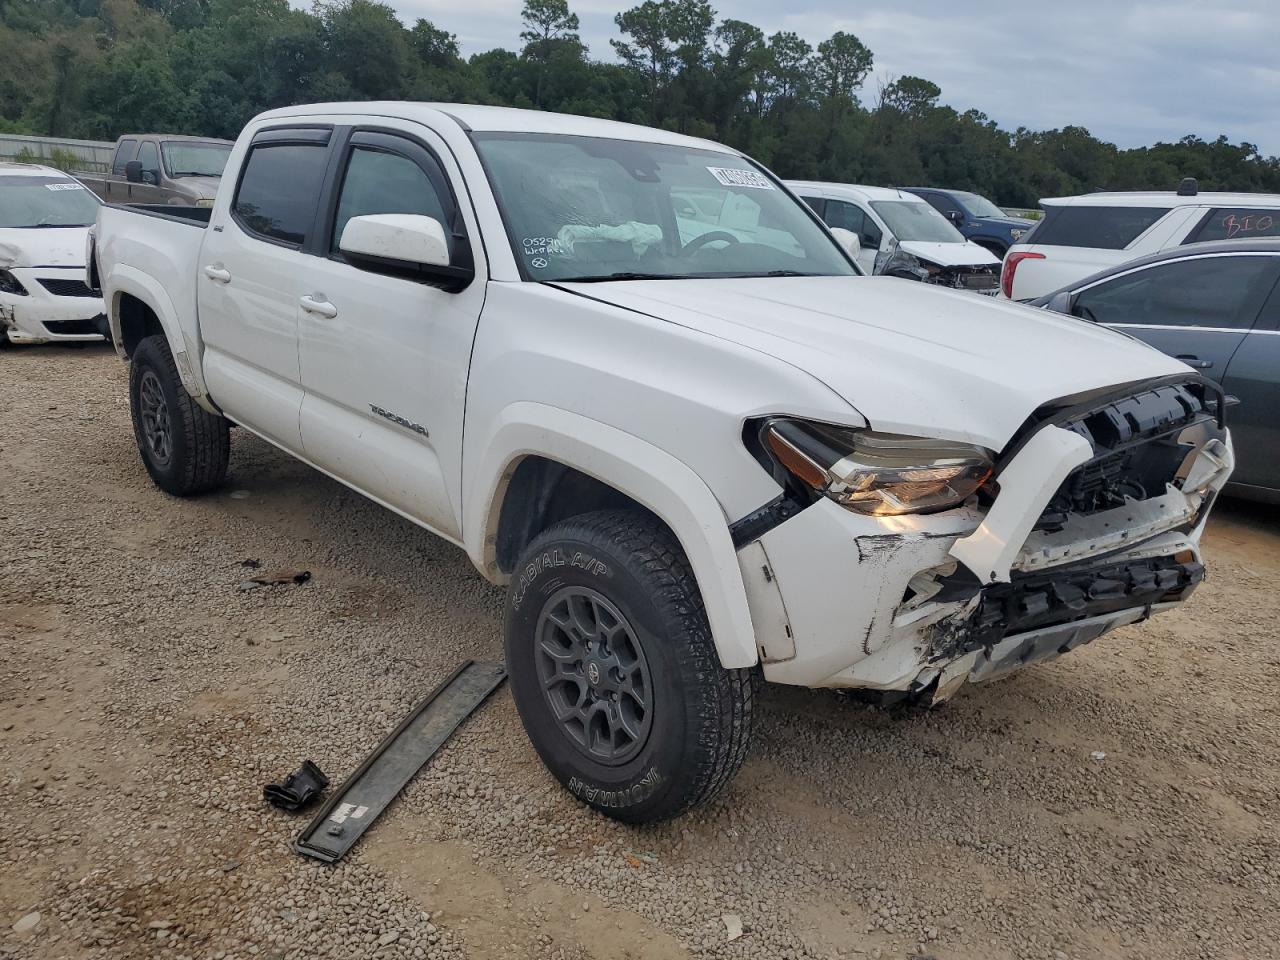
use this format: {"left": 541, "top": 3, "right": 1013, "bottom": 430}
{"left": 107, "top": 264, "right": 210, "bottom": 405}
{"left": 466, "top": 402, "right": 759, "bottom": 669}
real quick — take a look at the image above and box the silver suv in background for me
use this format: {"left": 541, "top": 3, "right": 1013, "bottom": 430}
{"left": 1002, "top": 180, "right": 1280, "bottom": 300}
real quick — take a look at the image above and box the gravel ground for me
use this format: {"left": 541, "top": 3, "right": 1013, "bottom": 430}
{"left": 2, "top": 344, "right": 1278, "bottom": 960}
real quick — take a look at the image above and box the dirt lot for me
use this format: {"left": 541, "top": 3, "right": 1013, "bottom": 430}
{"left": 2, "top": 344, "right": 1278, "bottom": 960}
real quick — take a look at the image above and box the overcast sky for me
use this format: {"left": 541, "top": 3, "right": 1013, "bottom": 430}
{"left": 373, "top": 0, "right": 1280, "bottom": 155}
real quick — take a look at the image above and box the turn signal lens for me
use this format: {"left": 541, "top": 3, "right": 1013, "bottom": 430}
{"left": 763, "top": 419, "right": 993, "bottom": 516}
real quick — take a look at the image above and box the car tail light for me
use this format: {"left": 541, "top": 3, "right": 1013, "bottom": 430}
{"left": 1001, "top": 251, "right": 1044, "bottom": 299}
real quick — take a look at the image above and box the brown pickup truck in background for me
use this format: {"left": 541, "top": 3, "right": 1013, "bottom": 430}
{"left": 77, "top": 134, "right": 233, "bottom": 206}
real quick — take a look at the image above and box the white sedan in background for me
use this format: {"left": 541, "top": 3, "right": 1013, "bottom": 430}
{"left": 0, "top": 162, "right": 106, "bottom": 346}
{"left": 787, "top": 181, "right": 1003, "bottom": 293}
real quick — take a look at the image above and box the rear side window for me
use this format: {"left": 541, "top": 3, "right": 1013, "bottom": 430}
{"left": 233, "top": 143, "right": 328, "bottom": 246}
{"left": 112, "top": 139, "right": 138, "bottom": 175}
{"left": 1031, "top": 205, "right": 1166, "bottom": 249}
{"left": 1072, "top": 255, "right": 1278, "bottom": 329}
{"left": 1186, "top": 208, "right": 1280, "bottom": 243}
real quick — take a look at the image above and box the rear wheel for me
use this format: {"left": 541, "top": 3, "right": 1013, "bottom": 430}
{"left": 129, "top": 335, "right": 229, "bottom": 495}
{"left": 505, "top": 510, "right": 754, "bottom": 823}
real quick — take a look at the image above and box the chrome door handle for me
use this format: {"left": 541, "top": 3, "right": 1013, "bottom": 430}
{"left": 299, "top": 294, "right": 338, "bottom": 319}
{"left": 202, "top": 265, "right": 231, "bottom": 283}
{"left": 1175, "top": 355, "right": 1213, "bottom": 370}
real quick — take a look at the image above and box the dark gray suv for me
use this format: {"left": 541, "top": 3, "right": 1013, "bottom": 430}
{"left": 1033, "top": 239, "right": 1279, "bottom": 503}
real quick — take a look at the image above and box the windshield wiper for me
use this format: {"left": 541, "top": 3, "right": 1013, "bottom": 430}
{"left": 559, "top": 272, "right": 684, "bottom": 282}
{"left": 759, "top": 269, "right": 821, "bottom": 277}
{"left": 27, "top": 223, "right": 91, "bottom": 229}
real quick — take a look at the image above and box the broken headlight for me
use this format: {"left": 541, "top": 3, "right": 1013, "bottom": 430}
{"left": 0, "top": 269, "right": 29, "bottom": 296}
{"left": 761, "top": 418, "right": 994, "bottom": 516}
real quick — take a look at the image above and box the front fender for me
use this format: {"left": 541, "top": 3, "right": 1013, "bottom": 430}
{"left": 106, "top": 263, "right": 210, "bottom": 404}
{"left": 465, "top": 402, "right": 759, "bottom": 670}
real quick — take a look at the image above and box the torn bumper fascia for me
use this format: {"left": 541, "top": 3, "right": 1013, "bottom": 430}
{"left": 753, "top": 426, "right": 1233, "bottom": 693}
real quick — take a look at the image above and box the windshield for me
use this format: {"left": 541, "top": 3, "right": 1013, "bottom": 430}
{"left": 161, "top": 141, "right": 231, "bottom": 178}
{"left": 953, "top": 191, "right": 1005, "bottom": 219}
{"left": 472, "top": 133, "right": 856, "bottom": 281}
{"left": 0, "top": 174, "right": 100, "bottom": 228}
{"left": 870, "top": 200, "right": 965, "bottom": 243}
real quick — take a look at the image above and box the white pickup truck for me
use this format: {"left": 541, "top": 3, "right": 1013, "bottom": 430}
{"left": 90, "top": 102, "right": 1234, "bottom": 822}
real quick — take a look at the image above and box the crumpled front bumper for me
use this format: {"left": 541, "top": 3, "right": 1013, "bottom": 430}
{"left": 1, "top": 267, "right": 106, "bottom": 344}
{"left": 742, "top": 389, "right": 1233, "bottom": 697}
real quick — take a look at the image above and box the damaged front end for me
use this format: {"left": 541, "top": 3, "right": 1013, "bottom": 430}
{"left": 748, "top": 375, "right": 1232, "bottom": 699}
{"left": 918, "top": 377, "right": 1230, "bottom": 700}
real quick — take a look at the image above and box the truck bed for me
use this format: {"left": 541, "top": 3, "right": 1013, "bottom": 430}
{"left": 94, "top": 202, "right": 209, "bottom": 390}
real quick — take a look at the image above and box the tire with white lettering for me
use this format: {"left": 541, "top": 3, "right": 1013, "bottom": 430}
{"left": 505, "top": 510, "right": 754, "bottom": 823}
{"left": 129, "top": 334, "right": 229, "bottom": 496}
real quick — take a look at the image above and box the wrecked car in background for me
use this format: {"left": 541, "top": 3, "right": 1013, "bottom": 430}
{"left": 788, "top": 180, "right": 1003, "bottom": 293}
{"left": 0, "top": 162, "right": 106, "bottom": 345}
{"left": 90, "top": 101, "right": 1233, "bottom": 823}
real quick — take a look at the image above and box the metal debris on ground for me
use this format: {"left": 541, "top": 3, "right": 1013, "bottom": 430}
{"left": 294, "top": 660, "right": 507, "bottom": 864}
{"left": 239, "top": 568, "right": 312, "bottom": 591}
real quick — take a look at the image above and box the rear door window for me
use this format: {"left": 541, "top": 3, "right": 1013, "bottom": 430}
{"left": 1185, "top": 208, "right": 1280, "bottom": 243}
{"left": 232, "top": 142, "right": 329, "bottom": 247}
{"left": 1031, "top": 205, "right": 1167, "bottom": 249}
{"left": 1073, "top": 254, "right": 1279, "bottom": 329}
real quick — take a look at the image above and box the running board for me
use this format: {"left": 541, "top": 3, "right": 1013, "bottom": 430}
{"left": 295, "top": 660, "right": 507, "bottom": 864}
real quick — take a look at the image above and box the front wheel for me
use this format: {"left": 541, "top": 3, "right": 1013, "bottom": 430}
{"left": 129, "top": 334, "right": 229, "bottom": 495}
{"left": 505, "top": 510, "right": 754, "bottom": 823}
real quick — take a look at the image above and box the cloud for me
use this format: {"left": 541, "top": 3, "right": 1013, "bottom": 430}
{"left": 361, "top": 0, "right": 1280, "bottom": 154}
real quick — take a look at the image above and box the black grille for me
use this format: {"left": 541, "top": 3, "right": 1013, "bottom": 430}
{"left": 43, "top": 318, "right": 101, "bottom": 335}
{"left": 38, "top": 277, "right": 97, "bottom": 298}
{"left": 962, "top": 555, "right": 1205, "bottom": 652}
{"left": 1035, "top": 382, "right": 1216, "bottom": 531}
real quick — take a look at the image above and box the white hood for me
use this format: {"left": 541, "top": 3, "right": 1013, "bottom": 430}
{"left": 898, "top": 239, "right": 1001, "bottom": 268}
{"left": 0, "top": 227, "right": 89, "bottom": 269}
{"left": 556, "top": 276, "right": 1187, "bottom": 451}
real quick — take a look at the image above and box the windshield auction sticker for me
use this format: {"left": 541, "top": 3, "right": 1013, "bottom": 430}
{"left": 44, "top": 182, "right": 86, "bottom": 191}
{"left": 706, "top": 167, "right": 774, "bottom": 190}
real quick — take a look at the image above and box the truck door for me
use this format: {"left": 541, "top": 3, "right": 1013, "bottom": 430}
{"left": 198, "top": 126, "right": 333, "bottom": 452}
{"left": 295, "top": 124, "right": 486, "bottom": 541}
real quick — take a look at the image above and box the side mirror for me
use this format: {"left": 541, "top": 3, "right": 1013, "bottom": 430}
{"left": 944, "top": 209, "right": 964, "bottom": 224}
{"left": 124, "top": 160, "right": 143, "bottom": 184}
{"left": 339, "top": 214, "right": 473, "bottom": 292}
{"left": 829, "top": 227, "right": 861, "bottom": 260}
{"left": 1046, "top": 290, "right": 1074, "bottom": 315}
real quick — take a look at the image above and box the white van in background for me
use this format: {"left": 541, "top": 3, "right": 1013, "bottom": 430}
{"left": 787, "top": 181, "right": 1002, "bottom": 293}
{"left": 1001, "top": 181, "right": 1280, "bottom": 300}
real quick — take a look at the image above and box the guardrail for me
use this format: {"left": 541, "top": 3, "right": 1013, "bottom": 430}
{"left": 0, "top": 133, "right": 114, "bottom": 172}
